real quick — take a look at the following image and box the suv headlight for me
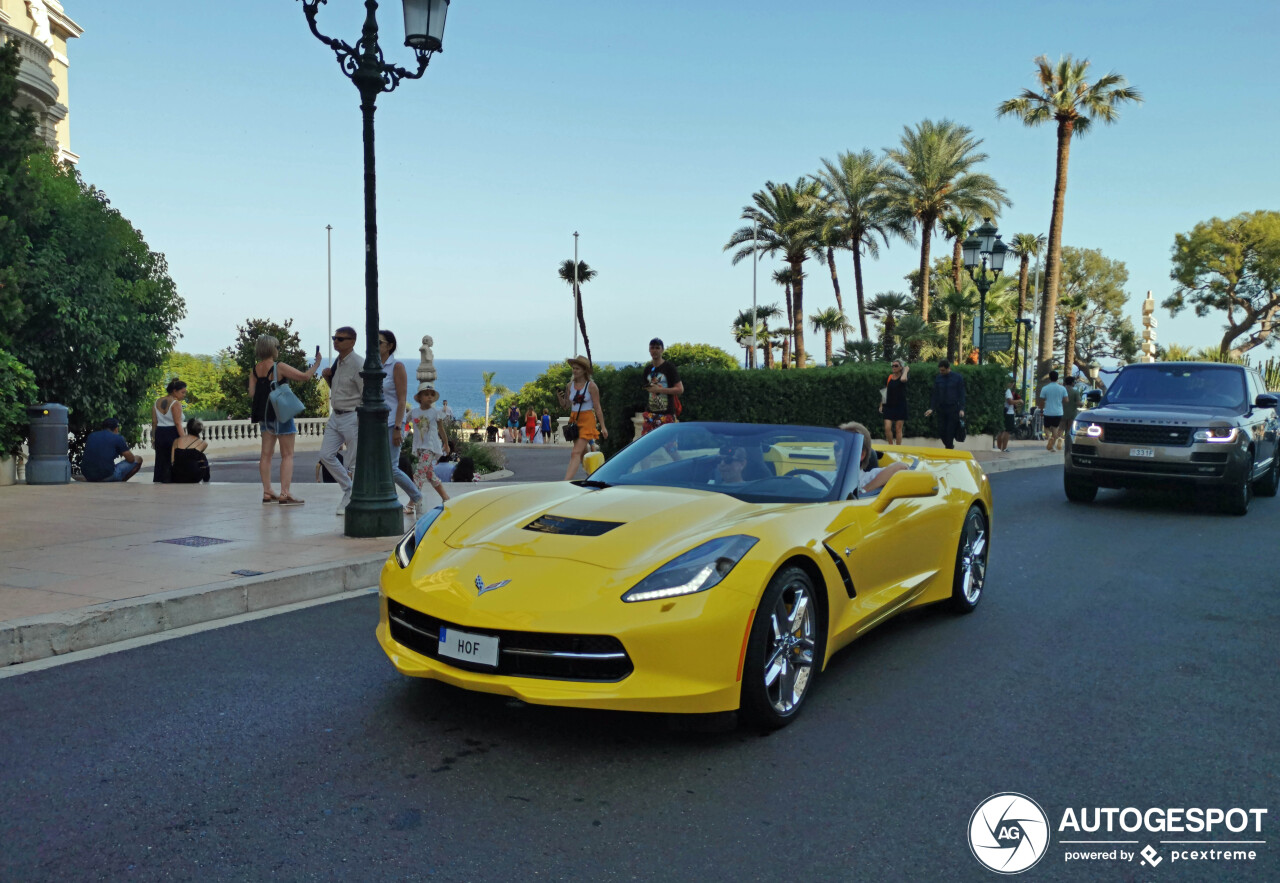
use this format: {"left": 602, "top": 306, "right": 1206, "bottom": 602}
{"left": 393, "top": 505, "right": 444, "bottom": 568}
{"left": 622, "top": 535, "right": 759, "bottom": 603}
{"left": 1072, "top": 419, "right": 1103, "bottom": 438}
{"left": 1193, "top": 427, "right": 1239, "bottom": 444}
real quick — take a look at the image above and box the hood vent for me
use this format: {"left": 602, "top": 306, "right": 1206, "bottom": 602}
{"left": 523, "top": 514, "right": 625, "bottom": 537}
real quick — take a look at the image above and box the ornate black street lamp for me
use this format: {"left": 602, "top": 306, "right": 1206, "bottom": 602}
{"left": 961, "top": 218, "right": 1008, "bottom": 364}
{"left": 299, "top": 0, "right": 450, "bottom": 538}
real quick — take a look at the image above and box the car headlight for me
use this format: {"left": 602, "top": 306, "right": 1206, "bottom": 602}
{"left": 393, "top": 505, "right": 444, "bottom": 568}
{"left": 1072, "top": 419, "right": 1103, "bottom": 438}
{"left": 1193, "top": 427, "right": 1239, "bottom": 444}
{"left": 621, "top": 535, "right": 758, "bottom": 603}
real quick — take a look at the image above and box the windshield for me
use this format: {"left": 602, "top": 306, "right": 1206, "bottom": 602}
{"left": 588, "top": 422, "right": 857, "bottom": 504}
{"left": 1102, "top": 365, "right": 1248, "bottom": 411}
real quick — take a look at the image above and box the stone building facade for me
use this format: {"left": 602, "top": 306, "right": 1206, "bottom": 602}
{"left": 0, "top": 0, "right": 81, "bottom": 164}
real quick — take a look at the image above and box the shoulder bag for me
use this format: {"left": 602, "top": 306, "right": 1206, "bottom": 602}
{"left": 562, "top": 385, "right": 584, "bottom": 442}
{"left": 268, "top": 361, "right": 307, "bottom": 423}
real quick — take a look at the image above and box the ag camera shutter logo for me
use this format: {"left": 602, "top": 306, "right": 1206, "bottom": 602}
{"left": 969, "top": 792, "right": 1050, "bottom": 874}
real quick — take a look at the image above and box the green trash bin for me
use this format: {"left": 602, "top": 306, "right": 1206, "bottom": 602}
{"left": 26, "top": 403, "right": 71, "bottom": 485}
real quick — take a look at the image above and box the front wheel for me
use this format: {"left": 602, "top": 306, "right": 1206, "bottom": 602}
{"left": 1064, "top": 474, "right": 1098, "bottom": 503}
{"left": 950, "top": 505, "right": 988, "bottom": 613}
{"left": 1222, "top": 454, "right": 1254, "bottom": 516}
{"left": 740, "top": 566, "right": 823, "bottom": 730}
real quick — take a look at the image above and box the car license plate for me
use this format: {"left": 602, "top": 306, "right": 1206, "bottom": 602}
{"left": 438, "top": 627, "right": 499, "bottom": 668}
{"left": 1129, "top": 447, "right": 1155, "bottom": 458}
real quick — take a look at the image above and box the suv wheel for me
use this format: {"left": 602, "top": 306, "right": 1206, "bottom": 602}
{"left": 1222, "top": 454, "right": 1254, "bottom": 516}
{"left": 1253, "top": 455, "right": 1280, "bottom": 497}
{"left": 1064, "top": 474, "right": 1098, "bottom": 503}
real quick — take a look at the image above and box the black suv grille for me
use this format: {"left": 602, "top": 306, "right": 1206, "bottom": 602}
{"left": 387, "top": 599, "right": 633, "bottom": 682}
{"left": 1100, "top": 424, "right": 1192, "bottom": 446}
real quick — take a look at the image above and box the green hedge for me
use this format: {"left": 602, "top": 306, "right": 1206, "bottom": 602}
{"left": 593, "top": 363, "right": 1007, "bottom": 456}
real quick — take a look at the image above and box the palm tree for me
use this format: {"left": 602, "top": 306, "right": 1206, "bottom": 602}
{"left": 752, "top": 303, "right": 783, "bottom": 368}
{"left": 884, "top": 119, "right": 1010, "bottom": 325}
{"left": 1159, "top": 343, "right": 1196, "bottom": 362}
{"left": 810, "top": 307, "right": 854, "bottom": 366}
{"left": 940, "top": 212, "right": 976, "bottom": 303}
{"left": 1059, "top": 288, "right": 1090, "bottom": 375}
{"left": 812, "top": 224, "right": 849, "bottom": 343}
{"left": 894, "top": 314, "right": 944, "bottom": 361}
{"left": 998, "top": 55, "right": 1143, "bottom": 382}
{"left": 934, "top": 278, "right": 978, "bottom": 362}
{"left": 481, "top": 370, "right": 510, "bottom": 428}
{"left": 732, "top": 309, "right": 769, "bottom": 368}
{"left": 811, "top": 150, "right": 909, "bottom": 342}
{"left": 831, "top": 339, "right": 880, "bottom": 365}
{"left": 557, "top": 259, "right": 599, "bottom": 366}
{"left": 771, "top": 267, "right": 801, "bottom": 361}
{"left": 724, "top": 179, "right": 823, "bottom": 367}
{"left": 866, "top": 291, "right": 914, "bottom": 361}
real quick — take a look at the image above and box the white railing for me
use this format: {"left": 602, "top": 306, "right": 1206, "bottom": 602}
{"left": 137, "top": 418, "right": 329, "bottom": 449}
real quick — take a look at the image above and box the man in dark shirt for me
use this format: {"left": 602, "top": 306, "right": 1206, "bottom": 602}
{"left": 642, "top": 337, "right": 684, "bottom": 436}
{"left": 924, "top": 359, "right": 967, "bottom": 450}
{"left": 81, "top": 418, "right": 142, "bottom": 482}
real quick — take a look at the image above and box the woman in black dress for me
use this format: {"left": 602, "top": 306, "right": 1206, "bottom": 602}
{"left": 171, "top": 419, "right": 211, "bottom": 483}
{"left": 879, "top": 360, "right": 910, "bottom": 446}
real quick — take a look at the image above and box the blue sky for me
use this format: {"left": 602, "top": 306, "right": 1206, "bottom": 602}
{"left": 69, "top": 0, "right": 1279, "bottom": 363}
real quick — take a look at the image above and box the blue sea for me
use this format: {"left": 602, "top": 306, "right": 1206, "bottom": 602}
{"left": 390, "top": 358, "right": 630, "bottom": 419}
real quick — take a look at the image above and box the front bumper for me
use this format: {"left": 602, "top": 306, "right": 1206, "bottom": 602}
{"left": 1065, "top": 436, "right": 1251, "bottom": 488}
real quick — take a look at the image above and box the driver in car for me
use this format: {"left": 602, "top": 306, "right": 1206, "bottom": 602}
{"left": 839, "top": 421, "right": 909, "bottom": 496}
{"left": 710, "top": 446, "right": 749, "bottom": 485}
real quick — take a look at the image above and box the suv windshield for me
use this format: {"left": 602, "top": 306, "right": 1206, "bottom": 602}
{"left": 587, "top": 422, "right": 856, "bottom": 504}
{"left": 1103, "top": 364, "right": 1248, "bottom": 411}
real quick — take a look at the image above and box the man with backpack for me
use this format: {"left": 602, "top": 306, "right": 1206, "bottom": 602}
{"left": 642, "top": 337, "right": 684, "bottom": 436}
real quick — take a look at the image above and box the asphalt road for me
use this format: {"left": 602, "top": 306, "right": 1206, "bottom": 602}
{"left": 2, "top": 467, "right": 1277, "bottom": 882}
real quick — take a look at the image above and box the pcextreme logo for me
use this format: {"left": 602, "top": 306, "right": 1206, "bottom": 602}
{"left": 969, "top": 793, "right": 1051, "bottom": 874}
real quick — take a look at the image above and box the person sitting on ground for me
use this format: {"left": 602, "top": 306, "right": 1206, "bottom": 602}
{"left": 839, "top": 420, "right": 909, "bottom": 497}
{"left": 170, "top": 419, "right": 211, "bottom": 484}
{"left": 81, "top": 418, "right": 143, "bottom": 482}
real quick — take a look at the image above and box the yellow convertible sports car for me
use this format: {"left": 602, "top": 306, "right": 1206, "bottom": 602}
{"left": 377, "top": 422, "right": 993, "bottom": 728}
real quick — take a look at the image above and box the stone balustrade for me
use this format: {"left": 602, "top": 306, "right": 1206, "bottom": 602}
{"left": 137, "top": 418, "right": 329, "bottom": 450}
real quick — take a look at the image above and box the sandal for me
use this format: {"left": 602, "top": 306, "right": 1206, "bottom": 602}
{"left": 403, "top": 504, "right": 417, "bottom": 516}
{"left": 278, "top": 494, "right": 305, "bottom": 506}
{"left": 262, "top": 492, "right": 279, "bottom": 503}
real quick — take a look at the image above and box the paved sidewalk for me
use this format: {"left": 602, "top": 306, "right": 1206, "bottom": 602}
{"left": 0, "top": 439, "right": 1061, "bottom": 668}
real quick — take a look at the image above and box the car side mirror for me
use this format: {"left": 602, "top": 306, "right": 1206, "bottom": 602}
{"left": 583, "top": 451, "right": 605, "bottom": 476}
{"left": 1254, "top": 394, "right": 1278, "bottom": 409}
{"left": 1086, "top": 390, "right": 1103, "bottom": 403}
{"left": 871, "top": 470, "right": 939, "bottom": 513}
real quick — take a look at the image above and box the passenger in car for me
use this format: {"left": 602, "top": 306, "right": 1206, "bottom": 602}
{"left": 839, "top": 421, "right": 909, "bottom": 496}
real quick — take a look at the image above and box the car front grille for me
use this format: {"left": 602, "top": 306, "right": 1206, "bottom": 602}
{"left": 1074, "top": 457, "right": 1227, "bottom": 477}
{"left": 387, "top": 599, "right": 633, "bottom": 682}
{"left": 1098, "top": 424, "right": 1192, "bottom": 446}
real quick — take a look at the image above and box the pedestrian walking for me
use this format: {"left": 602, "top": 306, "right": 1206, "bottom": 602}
{"left": 641, "top": 338, "right": 684, "bottom": 436}
{"left": 250, "top": 335, "right": 322, "bottom": 504}
{"left": 879, "top": 359, "right": 910, "bottom": 446}
{"left": 378, "top": 330, "right": 423, "bottom": 515}
{"left": 525, "top": 407, "right": 538, "bottom": 443}
{"left": 1038, "top": 370, "right": 1069, "bottom": 452}
{"left": 540, "top": 409, "right": 552, "bottom": 444}
{"left": 997, "top": 380, "right": 1020, "bottom": 454}
{"left": 507, "top": 404, "right": 521, "bottom": 443}
{"left": 151, "top": 379, "right": 188, "bottom": 483}
{"left": 408, "top": 384, "right": 451, "bottom": 506}
{"left": 563, "top": 356, "right": 608, "bottom": 480}
{"left": 81, "top": 417, "right": 142, "bottom": 482}
{"left": 320, "top": 325, "right": 362, "bottom": 515}
{"left": 924, "top": 359, "right": 966, "bottom": 450}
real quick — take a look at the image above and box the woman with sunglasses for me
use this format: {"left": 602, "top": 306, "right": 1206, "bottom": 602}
{"left": 879, "top": 360, "right": 910, "bottom": 446}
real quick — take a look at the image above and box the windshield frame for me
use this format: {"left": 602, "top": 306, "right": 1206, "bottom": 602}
{"left": 1100, "top": 363, "right": 1249, "bottom": 412}
{"left": 585, "top": 422, "right": 860, "bottom": 504}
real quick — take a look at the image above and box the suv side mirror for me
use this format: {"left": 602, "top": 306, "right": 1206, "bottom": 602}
{"left": 1086, "top": 389, "right": 1103, "bottom": 403}
{"left": 1255, "top": 393, "right": 1278, "bottom": 409}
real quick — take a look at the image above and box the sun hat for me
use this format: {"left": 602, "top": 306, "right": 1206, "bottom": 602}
{"left": 414, "top": 383, "right": 438, "bottom": 403}
{"left": 566, "top": 355, "right": 592, "bottom": 375}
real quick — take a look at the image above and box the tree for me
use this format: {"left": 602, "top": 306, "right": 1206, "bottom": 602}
{"left": 481, "top": 370, "right": 511, "bottom": 427}
{"left": 145, "top": 352, "right": 231, "bottom": 417}
{"left": 812, "top": 150, "right": 909, "bottom": 342}
{"left": 830, "top": 339, "right": 879, "bottom": 365}
{"left": 934, "top": 278, "right": 978, "bottom": 362}
{"left": 940, "top": 212, "right": 976, "bottom": 315}
{"left": 751, "top": 303, "right": 782, "bottom": 368}
{"left": 771, "top": 267, "right": 800, "bottom": 361}
{"left": 732, "top": 310, "right": 764, "bottom": 368}
{"left": 0, "top": 43, "right": 44, "bottom": 340}
{"left": 663, "top": 342, "right": 740, "bottom": 371}
{"left": 884, "top": 119, "right": 1010, "bottom": 325}
{"left": 894, "top": 314, "right": 943, "bottom": 361}
{"left": 1162, "top": 211, "right": 1280, "bottom": 358}
{"left": 1055, "top": 247, "right": 1139, "bottom": 372}
{"left": 557, "top": 259, "right": 598, "bottom": 366}
{"left": 866, "top": 291, "right": 914, "bottom": 361}
{"left": 218, "top": 319, "right": 325, "bottom": 420}
{"left": 724, "top": 179, "right": 823, "bottom": 367}
{"left": 998, "top": 55, "right": 1143, "bottom": 381}
{"left": 810, "top": 307, "right": 853, "bottom": 366}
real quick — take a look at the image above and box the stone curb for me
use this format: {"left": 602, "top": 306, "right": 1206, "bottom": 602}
{"left": 1, "top": 553, "right": 388, "bottom": 668}
{"left": 974, "top": 451, "right": 1064, "bottom": 475}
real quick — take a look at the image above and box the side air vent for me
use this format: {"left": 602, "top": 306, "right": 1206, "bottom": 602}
{"left": 823, "top": 543, "right": 857, "bottom": 599}
{"left": 524, "top": 515, "right": 625, "bottom": 537}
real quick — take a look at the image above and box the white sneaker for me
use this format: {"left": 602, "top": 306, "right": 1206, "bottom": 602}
{"left": 335, "top": 506, "right": 346, "bottom": 517}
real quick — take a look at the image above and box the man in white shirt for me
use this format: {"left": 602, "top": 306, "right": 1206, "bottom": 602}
{"left": 1037, "top": 370, "right": 1069, "bottom": 453}
{"left": 320, "top": 326, "right": 364, "bottom": 514}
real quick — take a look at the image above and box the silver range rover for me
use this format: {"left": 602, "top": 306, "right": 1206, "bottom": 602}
{"left": 1064, "top": 362, "right": 1280, "bottom": 515}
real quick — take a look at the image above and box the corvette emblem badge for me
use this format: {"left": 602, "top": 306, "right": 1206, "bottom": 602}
{"left": 475, "top": 575, "right": 511, "bottom": 596}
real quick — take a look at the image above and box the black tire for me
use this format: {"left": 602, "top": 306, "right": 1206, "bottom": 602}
{"left": 1064, "top": 474, "right": 1098, "bottom": 503}
{"left": 740, "top": 566, "right": 824, "bottom": 730}
{"left": 950, "top": 505, "right": 988, "bottom": 613}
{"left": 1253, "top": 454, "right": 1279, "bottom": 497}
{"left": 1222, "top": 454, "right": 1253, "bottom": 515}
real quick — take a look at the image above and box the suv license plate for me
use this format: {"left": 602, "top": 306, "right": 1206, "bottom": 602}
{"left": 1129, "top": 447, "right": 1155, "bottom": 458}
{"left": 438, "top": 627, "right": 499, "bottom": 667}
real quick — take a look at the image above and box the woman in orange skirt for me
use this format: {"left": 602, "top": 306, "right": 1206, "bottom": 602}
{"left": 562, "top": 355, "right": 608, "bottom": 480}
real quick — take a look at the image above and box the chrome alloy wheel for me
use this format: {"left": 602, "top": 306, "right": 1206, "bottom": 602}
{"left": 958, "top": 508, "right": 988, "bottom": 605}
{"left": 763, "top": 579, "right": 817, "bottom": 715}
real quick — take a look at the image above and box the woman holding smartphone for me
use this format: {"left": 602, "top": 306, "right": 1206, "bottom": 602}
{"left": 249, "top": 336, "right": 322, "bottom": 505}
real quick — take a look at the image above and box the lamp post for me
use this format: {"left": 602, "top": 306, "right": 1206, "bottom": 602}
{"left": 961, "top": 218, "right": 1007, "bottom": 364}
{"left": 300, "top": 0, "right": 450, "bottom": 538}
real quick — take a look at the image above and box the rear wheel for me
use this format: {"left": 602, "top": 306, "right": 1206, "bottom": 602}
{"left": 1064, "top": 474, "right": 1098, "bottom": 503}
{"left": 950, "top": 505, "right": 988, "bottom": 613}
{"left": 740, "top": 566, "right": 823, "bottom": 730}
{"left": 1253, "top": 454, "right": 1279, "bottom": 497}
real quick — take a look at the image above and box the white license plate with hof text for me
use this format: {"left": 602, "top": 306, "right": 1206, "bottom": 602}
{"left": 438, "top": 627, "right": 500, "bottom": 667}
{"left": 1129, "top": 447, "right": 1156, "bottom": 458}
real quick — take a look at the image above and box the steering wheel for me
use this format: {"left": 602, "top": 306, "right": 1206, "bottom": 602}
{"left": 781, "top": 468, "right": 833, "bottom": 490}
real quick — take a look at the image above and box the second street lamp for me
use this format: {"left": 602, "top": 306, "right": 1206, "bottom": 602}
{"left": 962, "top": 218, "right": 1007, "bottom": 364}
{"left": 300, "top": 0, "right": 450, "bottom": 538}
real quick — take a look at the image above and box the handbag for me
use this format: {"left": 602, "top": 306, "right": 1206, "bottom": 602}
{"left": 562, "top": 384, "right": 584, "bottom": 442}
{"left": 267, "top": 361, "right": 306, "bottom": 423}
{"left": 954, "top": 417, "right": 968, "bottom": 443}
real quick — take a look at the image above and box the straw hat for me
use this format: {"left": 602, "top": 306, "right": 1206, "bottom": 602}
{"left": 566, "top": 355, "right": 592, "bottom": 375}
{"left": 414, "top": 383, "right": 439, "bottom": 404}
